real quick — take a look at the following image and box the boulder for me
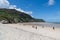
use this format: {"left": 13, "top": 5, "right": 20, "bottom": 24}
{"left": 1, "top": 20, "right": 9, "bottom": 24}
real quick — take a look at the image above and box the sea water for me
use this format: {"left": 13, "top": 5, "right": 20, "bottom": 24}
{"left": 28, "top": 22, "right": 60, "bottom": 28}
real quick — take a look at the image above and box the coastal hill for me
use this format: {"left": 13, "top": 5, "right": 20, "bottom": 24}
{"left": 0, "top": 8, "right": 45, "bottom": 23}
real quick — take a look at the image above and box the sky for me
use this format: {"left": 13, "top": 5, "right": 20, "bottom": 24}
{"left": 0, "top": 0, "right": 60, "bottom": 22}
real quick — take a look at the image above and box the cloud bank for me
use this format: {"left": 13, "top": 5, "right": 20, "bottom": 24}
{"left": 0, "top": 0, "right": 32, "bottom": 14}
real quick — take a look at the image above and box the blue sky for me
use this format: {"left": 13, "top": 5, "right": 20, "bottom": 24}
{"left": 0, "top": 0, "right": 60, "bottom": 22}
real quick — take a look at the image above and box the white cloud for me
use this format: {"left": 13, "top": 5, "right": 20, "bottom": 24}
{"left": 0, "top": 0, "right": 32, "bottom": 14}
{"left": 0, "top": 0, "right": 9, "bottom": 8}
{"left": 9, "top": 5, "right": 16, "bottom": 9}
{"left": 48, "top": 0, "right": 55, "bottom": 6}
{"left": 23, "top": 11, "right": 32, "bottom": 15}
{"left": 15, "top": 8, "right": 32, "bottom": 15}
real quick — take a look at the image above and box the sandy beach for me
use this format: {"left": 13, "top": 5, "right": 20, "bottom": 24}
{"left": 0, "top": 22, "right": 60, "bottom": 40}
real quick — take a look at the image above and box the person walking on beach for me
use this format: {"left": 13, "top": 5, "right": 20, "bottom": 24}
{"left": 32, "top": 25, "right": 37, "bottom": 29}
{"left": 42, "top": 26, "right": 44, "bottom": 28}
{"left": 32, "top": 25, "right": 34, "bottom": 28}
{"left": 53, "top": 27, "right": 55, "bottom": 30}
{"left": 35, "top": 26, "right": 37, "bottom": 29}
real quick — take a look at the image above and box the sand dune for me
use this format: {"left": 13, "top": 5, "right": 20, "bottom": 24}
{"left": 0, "top": 23, "right": 60, "bottom": 40}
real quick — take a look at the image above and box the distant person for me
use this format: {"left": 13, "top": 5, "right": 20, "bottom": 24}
{"left": 42, "top": 26, "right": 44, "bottom": 28}
{"left": 32, "top": 25, "right": 34, "bottom": 28}
{"left": 53, "top": 27, "right": 55, "bottom": 30}
{"left": 35, "top": 26, "right": 37, "bottom": 29}
{"left": 32, "top": 25, "right": 37, "bottom": 29}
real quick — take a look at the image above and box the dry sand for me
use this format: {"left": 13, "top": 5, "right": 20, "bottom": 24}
{"left": 0, "top": 23, "right": 60, "bottom": 40}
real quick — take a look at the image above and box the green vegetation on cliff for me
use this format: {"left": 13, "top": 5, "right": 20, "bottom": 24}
{"left": 0, "top": 9, "right": 45, "bottom": 23}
